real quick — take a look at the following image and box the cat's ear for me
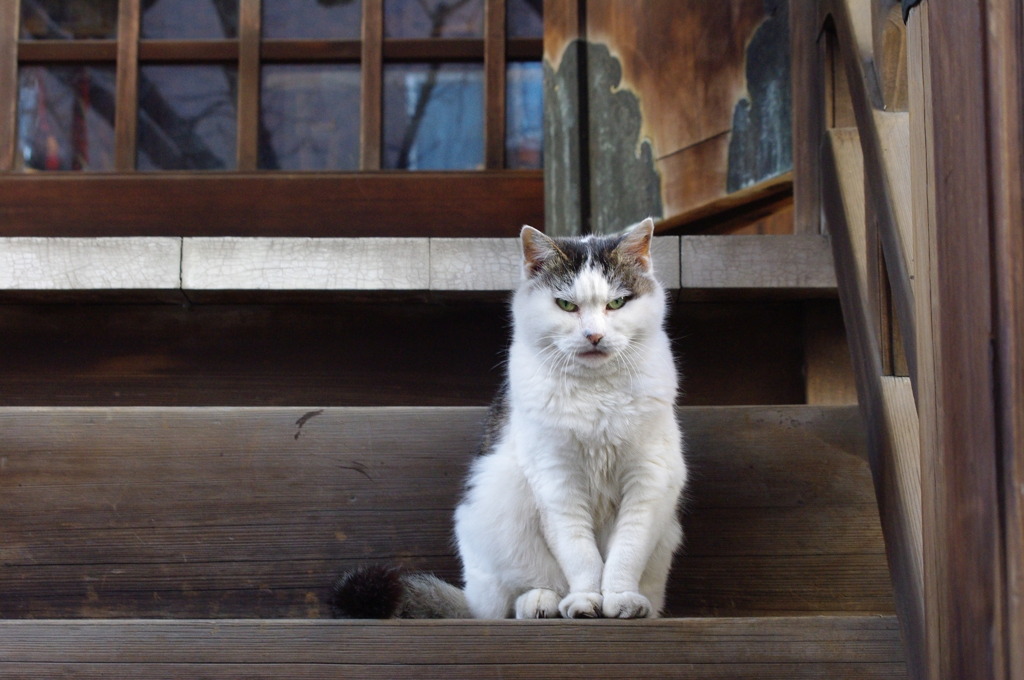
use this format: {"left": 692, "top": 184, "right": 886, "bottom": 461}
{"left": 616, "top": 217, "right": 655, "bottom": 272}
{"left": 520, "top": 225, "right": 565, "bottom": 279}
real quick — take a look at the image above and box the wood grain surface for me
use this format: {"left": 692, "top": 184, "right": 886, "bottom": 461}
{"left": 0, "top": 405, "right": 892, "bottom": 619}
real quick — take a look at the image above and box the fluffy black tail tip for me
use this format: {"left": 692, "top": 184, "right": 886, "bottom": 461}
{"left": 330, "top": 564, "right": 405, "bottom": 619}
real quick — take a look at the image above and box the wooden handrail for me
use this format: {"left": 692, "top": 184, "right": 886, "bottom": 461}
{"left": 794, "top": 0, "right": 924, "bottom": 677}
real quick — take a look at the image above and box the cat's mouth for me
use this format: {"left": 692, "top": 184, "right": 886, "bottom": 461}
{"left": 577, "top": 349, "right": 611, "bottom": 361}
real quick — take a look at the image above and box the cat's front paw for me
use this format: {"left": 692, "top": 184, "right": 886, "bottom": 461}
{"left": 602, "top": 591, "right": 652, "bottom": 619}
{"left": 559, "top": 591, "right": 603, "bottom": 618}
{"left": 515, "top": 588, "right": 562, "bottom": 619}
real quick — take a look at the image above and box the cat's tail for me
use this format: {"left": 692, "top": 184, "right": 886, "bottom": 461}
{"left": 330, "top": 564, "right": 472, "bottom": 619}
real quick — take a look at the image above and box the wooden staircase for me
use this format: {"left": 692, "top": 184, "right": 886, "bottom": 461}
{"left": 0, "top": 234, "right": 908, "bottom": 677}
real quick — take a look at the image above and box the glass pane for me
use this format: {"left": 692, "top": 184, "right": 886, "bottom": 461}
{"left": 20, "top": 0, "right": 119, "bottom": 40}
{"left": 507, "top": 0, "right": 542, "bottom": 38}
{"left": 137, "top": 65, "right": 238, "bottom": 170}
{"left": 16, "top": 65, "right": 116, "bottom": 171}
{"left": 384, "top": 0, "right": 483, "bottom": 38}
{"left": 506, "top": 61, "right": 542, "bottom": 169}
{"left": 259, "top": 64, "right": 360, "bottom": 171}
{"left": 142, "top": 0, "right": 238, "bottom": 39}
{"left": 383, "top": 63, "right": 483, "bottom": 170}
{"left": 262, "top": 0, "right": 362, "bottom": 39}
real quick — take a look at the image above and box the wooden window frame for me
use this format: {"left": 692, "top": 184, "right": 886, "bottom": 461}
{"left": 0, "top": 0, "right": 544, "bottom": 237}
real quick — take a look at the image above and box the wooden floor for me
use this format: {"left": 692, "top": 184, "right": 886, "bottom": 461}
{"left": 0, "top": 617, "right": 905, "bottom": 679}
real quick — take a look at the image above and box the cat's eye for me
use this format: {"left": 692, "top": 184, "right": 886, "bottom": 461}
{"left": 555, "top": 298, "right": 578, "bottom": 312}
{"left": 607, "top": 296, "right": 630, "bottom": 310}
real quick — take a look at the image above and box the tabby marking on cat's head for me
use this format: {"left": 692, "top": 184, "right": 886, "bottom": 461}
{"left": 519, "top": 218, "right": 656, "bottom": 298}
{"left": 514, "top": 218, "right": 662, "bottom": 372}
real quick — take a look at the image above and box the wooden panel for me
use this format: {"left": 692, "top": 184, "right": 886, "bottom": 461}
{"left": 0, "top": 405, "right": 891, "bottom": 619}
{"left": 584, "top": 1, "right": 764, "bottom": 167}
{"left": 803, "top": 300, "right": 858, "bottom": 405}
{"left": 0, "top": 301, "right": 809, "bottom": 407}
{"left": 114, "top": 0, "right": 141, "bottom": 171}
{"left": 0, "top": 0, "right": 18, "bottom": 171}
{"left": 0, "top": 617, "right": 907, "bottom": 679}
{"left": 545, "top": 1, "right": 791, "bottom": 235}
{"left": 0, "top": 173, "right": 544, "bottom": 237}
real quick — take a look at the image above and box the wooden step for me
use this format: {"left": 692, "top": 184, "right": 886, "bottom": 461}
{"left": 0, "top": 234, "right": 836, "bottom": 301}
{"left": 0, "top": 616, "right": 906, "bottom": 679}
{"left": 0, "top": 405, "right": 891, "bottom": 619}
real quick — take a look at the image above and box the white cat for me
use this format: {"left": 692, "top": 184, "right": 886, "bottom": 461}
{"left": 331, "top": 219, "right": 686, "bottom": 619}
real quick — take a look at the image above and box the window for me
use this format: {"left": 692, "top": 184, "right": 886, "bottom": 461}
{"left": 0, "top": 0, "right": 545, "bottom": 237}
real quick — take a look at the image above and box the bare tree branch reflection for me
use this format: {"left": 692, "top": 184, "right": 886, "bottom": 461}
{"left": 393, "top": 0, "right": 476, "bottom": 169}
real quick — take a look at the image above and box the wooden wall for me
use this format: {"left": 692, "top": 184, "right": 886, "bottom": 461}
{"left": 543, "top": 0, "right": 792, "bottom": 235}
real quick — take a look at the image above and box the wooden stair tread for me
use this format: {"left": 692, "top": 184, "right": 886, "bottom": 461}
{"left": 0, "top": 616, "right": 907, "bottom": 678}
{"left": 0, "top": 405, "right": 893, "bottom": 619}
{"left": 0, "top": 234, "right": 836, "bottom": 301}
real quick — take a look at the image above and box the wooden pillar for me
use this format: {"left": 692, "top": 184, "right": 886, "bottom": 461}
{"left": 790, "top": 0, "right": 825, "bottom": 234}
{"left": 908, "top": 1, "right": 1022, "bottom": 678}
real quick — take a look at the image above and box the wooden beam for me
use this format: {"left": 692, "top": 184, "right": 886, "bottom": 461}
{"left": 0, "top": 616, "right": 905, "bottom": 678}
{"left": 908, "top": 3, "right": 1008, "bottom": 679}
{"left": 360, "top": 0, "right": 383, "bottom": 170}
{"left": 114, "top": 0, "right": 141, "bottom": 171}
{"left": 985, "top": 0, "right": 1024, "bottom": 677}
{"left": 0, "top": 0, "right": 18, "bottom": 171}
{"left": 236, "top": 0, "right": 261, "bottom": 171}
{"left": 484, "top": 0, "right": 507, "bottom": 169}
{"left": 790, "top": 1, "right": 825, "bottom": 234}
{"left": 0, "top": 172, "right": 544, "bottom": 237}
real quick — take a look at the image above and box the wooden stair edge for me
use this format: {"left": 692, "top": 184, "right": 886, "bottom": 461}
{"left": 0, "top": 234, "right": 837, "bottom": 302}
{"left": 0, "top": 615, "right": 907, "bottom": 678}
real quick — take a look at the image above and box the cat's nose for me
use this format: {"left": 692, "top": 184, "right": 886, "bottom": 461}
{"left": 586, "top": 332, "right": 604, "bottom": 346}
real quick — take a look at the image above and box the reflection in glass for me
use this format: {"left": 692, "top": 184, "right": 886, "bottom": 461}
{"left": 137, "top": 65, "right": 238, "bottom": 170}
{"left": 142, "top": 0, "right": 238, "bottom": 39}
{"left": 17, "top": 65, "right": 117, "bottom": 171}
{"left": 384, "top": 63, "right": 483, "bottom": 170}
{"left": 20, "top": 0, "right": 119, "bottom": 40}
{"left": 263, "top": 0, "right": 362, "bottom": 39}
{"left": 507, "top": 0, "right": 542, "bottom": 38}
{"left": 259, "top": 64, "right": 360, "bottom": 171}
{"left": 384, "top": 0, "right": 483, "bottom": 38}
{"left": 506, "top": 62, "right": 542, "bottom": 169}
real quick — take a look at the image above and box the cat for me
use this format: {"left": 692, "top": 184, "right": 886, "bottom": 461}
{"left": 331, "top": 218, "right": 687, "bottom": 619}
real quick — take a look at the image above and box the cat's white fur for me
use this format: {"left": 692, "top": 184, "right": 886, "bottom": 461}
{"left": 454, "top": 218, "right": 687, "bottom": 619}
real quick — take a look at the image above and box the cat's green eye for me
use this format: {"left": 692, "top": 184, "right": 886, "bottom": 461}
{"left": 555, "top": 298, "right": 578, "bottom": 312}
{"left": 607, "top": 296, "right": 630, "bottom": 310}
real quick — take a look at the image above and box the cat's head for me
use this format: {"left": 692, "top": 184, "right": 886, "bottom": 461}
{"left": 513, "top": 218, "right": 665, "bottom": 372}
